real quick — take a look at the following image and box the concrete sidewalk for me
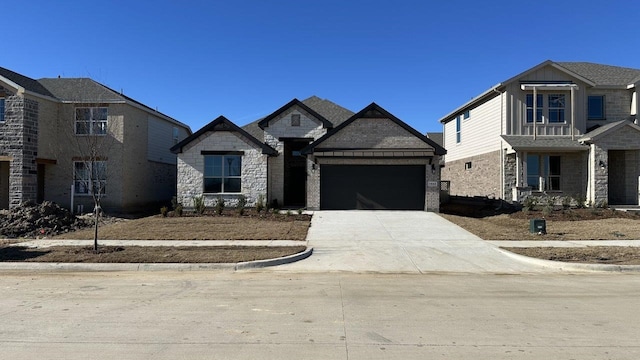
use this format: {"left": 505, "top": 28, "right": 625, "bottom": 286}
{"left": 488, "top": 240, "right": 640, "bottom": 248}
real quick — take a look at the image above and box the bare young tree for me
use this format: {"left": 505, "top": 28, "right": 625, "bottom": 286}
{"left": 71, "top": 105, "right": 113, "bottom": 252}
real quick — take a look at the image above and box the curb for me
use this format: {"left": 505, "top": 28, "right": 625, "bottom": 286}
{"left": 496, "top": 247, "right": 640, "bottom": 273}
{"left": 0, "top": 247, "right": 313, "bottom": 272}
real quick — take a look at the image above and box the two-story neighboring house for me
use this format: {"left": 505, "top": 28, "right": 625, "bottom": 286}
{"left": 171, "top": 96, "right": 446, "bottom": 211}
{"left": 0, "top": 67, "right": 191, "bottom": 212}
{"left": 440, "top": 60, "right": 640, "bottom": 206}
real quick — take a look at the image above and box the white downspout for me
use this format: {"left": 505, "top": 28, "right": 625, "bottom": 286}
{"left": 533, "top": 87, "right": 537, "bottom": 140}
{"left": 493, "top": 87, "right": 505, "bottom": 200}
{"left": 571, "top": 86, "right": 576, "bottom": 140}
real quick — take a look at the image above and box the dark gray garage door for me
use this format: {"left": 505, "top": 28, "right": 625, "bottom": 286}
{"left": 320, "top": 165, "right": 425, "bottom": 210}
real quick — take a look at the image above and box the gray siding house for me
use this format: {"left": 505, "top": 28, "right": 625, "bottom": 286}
{"left": 440, "top": 60, "right": 640, "bottom": 206}
{"left": 171, "top": 97, "right": 446, "bottom": 211}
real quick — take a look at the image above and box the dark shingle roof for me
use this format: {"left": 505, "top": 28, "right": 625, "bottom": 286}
{"left": 426, "top": 132, "right": 443, "bottom": 148}
{"left": 0, "top": 67, "right": 55, "bottom": 97}
{"left": 241, "top": 96, "right": 354, "bottom": 141}
{"left": 501, "top": 135, "right": 588, "bottom": 151}
{"left": 555, "top": 62, "right": 640, "bottom": 86}
{"left": 37, "top": 78, "right": 125, "bottom": 102}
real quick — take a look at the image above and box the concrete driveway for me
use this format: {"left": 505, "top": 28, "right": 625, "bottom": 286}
{"left": 273, "top": 211, "right": 551, "bottom": 273}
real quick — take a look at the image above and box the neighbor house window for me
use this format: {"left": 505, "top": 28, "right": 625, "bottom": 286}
{"left": 74, "top": 161, "right": 107, "bottom": 195}
{"left": 0, "top": 98, "right": 5, "bottom": 122}
{"left": 527, "top": 155, "right": 560, "bottom": 191}
{"left": 547, "top": 94, "right": 565, "bottom": 123}
{"left": 463, "top": 110, "right": 470, "bottom": 119}
{"left": 173, "top": 127, "right": 179, "bottom": 145}
{"left": 455, "top": 116, "right": 461, "bottom": 143}
{"left": 526, "top": 93, "right": 568, "bottom": 124}
{"left": 526, "top": 94, "right": 543, "bottom": 123}
{"left": 75, "top": 107, "right": 108, "bottom": 135}
{"left": 588, "top": 95, "right": 605, "bottom": 120}
{"left": 464, "top": 162, "right": 472, "bottom": 170}
{"left": 204, "top": 155, "right": 241, "bottom": 193}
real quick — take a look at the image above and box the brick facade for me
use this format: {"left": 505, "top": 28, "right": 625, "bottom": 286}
{"left": 441, "top": 150, "right": 501, "bottom": 198}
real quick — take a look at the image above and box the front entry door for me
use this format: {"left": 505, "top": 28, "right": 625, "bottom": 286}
{"left": 283, "top": 140, "right": 309, "bottom": 207}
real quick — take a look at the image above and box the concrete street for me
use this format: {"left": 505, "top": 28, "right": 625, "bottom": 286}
{"left": 1, "top": 271, "right": 640, "bottom": 359}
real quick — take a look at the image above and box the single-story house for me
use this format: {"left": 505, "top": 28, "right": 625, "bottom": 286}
{"left": 171, "top": 96, "right": 446, "bottom": 211}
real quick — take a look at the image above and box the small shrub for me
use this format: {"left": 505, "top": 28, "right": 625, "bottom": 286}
{"left": 193, "top": 196, "right": 206, "bottom": 215}
{"left": 175, "top": 204, "right": 183, "bottom": 217}
{"left": 171, "top": 196, "right": 179, "bottom": 210}
{"left": 256, "top": 194, "right": 265, "bottom": 213}
{"left": 561, "top": 196, "right": 572, "bottom": 209}
{"left": 237, "top": 195, "right": 247, "bottom": 215}
{"left": 542, "top": 204, "right": 553, "bottom": 217}
{"left": 160, "top": 206, "right": 169, "bottom": 217}
{"left": 214, "top": 196, "right": 225, "bottom": 215}
{"left": 573, "top": 194, "right": 586, "bottom": 209}
{"left": 522, "top": 196, "right": 538, "bottom": 212}
{"left": 286, "top": 209, "right": 292, "bottom": 216}
{"left": 598, "top": 200, "right": 609, "bottom": 209}
{"left": 297, "top": 208, "right": 303, "bottom": 215}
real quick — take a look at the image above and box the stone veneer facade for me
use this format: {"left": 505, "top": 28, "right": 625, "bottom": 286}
{"left": 587, "top": 125, "right": 640, "bottom": 206}
{"left": 176, "top": 131, "right": 268, "bottom": 208}
{"left": 0, "top": 91, "right": 39, "bottom": 208}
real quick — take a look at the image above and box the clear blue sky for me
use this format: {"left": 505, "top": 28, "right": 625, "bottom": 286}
{"left": 4, "top": 1, "right": 639, "bottom": 134}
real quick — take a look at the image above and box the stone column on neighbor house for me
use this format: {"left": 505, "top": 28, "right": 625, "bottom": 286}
{"left": 306, "top": 156, "right": 320, "bottom": 210}
{"left": 503, "top": 153, "right": 517, "bottom": 201}
{"left": 591, "top": 144, "right": 608, "bottom": 206}
{"left": 1, "top": 96, "right": 39, "bottom": 208}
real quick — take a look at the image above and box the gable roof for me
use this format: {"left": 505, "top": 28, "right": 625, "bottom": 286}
{"left": 170, "top": 115, "right": 277, "bottom": 155}
{"left": 579, "top": 120, "right": 640, "bottom": 143}
{"left": 241, "top": 96, "right": 354, "bottom": 140}
{"left": 555, "top": 62, "right": 640, "bottom": 87}
{"left": 440, "top": 60, "right": 640, "bottom": 124}
{"left": 302, "top": 102, "right": 446, "bottom": 155}
{"left": 0, "top": 66, "right": 55, "bottom": 97}
{"left": 257, "top": 98, "right": 333, "bottom": 130}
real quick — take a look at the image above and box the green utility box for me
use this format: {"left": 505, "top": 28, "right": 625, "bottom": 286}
{"left": 529, "top": 219, "right": 546, "bottom": 234}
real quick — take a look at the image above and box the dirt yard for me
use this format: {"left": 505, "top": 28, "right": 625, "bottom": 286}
{"left": 53, "top": 211, "right": 311, "bottom": 241}
{"left": 441, "top": 204, "right": 640, "bottom": 265}
{"left": 0, "top": 245, "right": 307, "bottom": 263}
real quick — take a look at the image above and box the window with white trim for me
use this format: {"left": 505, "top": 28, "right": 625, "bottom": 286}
{"left": 74, "top": 161, "right": 107, "bottom": 195}
{"left": 75, "top": 107, "right": 108, "bottom": 135}
{"left": 526, "top": 93, "right": 567, "bottom": 124}
{"left": 527, "top": 155, "right": 560, "bottom": 191}
{"left": 455, "top": 116, "right": 461, "bottom": 143}
{"left": 204, "top": 155, "right": 241, "bottom": 193}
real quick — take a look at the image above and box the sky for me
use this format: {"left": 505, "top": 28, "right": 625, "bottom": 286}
{"left": 3, "top": 0, "right": 640, "bottom": 134}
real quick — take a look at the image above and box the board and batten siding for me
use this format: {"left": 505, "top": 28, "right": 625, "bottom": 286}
{"left": 444, "top": 94, "right": 503, "bottom": 162}
{"left": 505, "top": 65, "right": 589, "bottom": 137}
{"left": 147, "top": 116, "right": 188, "bottom": 165}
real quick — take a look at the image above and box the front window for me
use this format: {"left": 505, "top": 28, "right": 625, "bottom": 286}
{"left": 204, "top": 155, "right": 241, "bottom": 193}
{"left": 527, "top": 155, "right": 561, "bottom": 191}
{"left": 74, "top": 161, "right": 107, "bottom": 195}
{"left": 526, "top": 93, "right": 567, "bottom": 124}
{"left": 588, "top": 95, "right": 605, "bottom": 120}
{"left": 547, "top": 94, "right": 565, "bottom": 123}
{"left": 0, "top": 98, "right": 5, "bottom": 122}
{"left": 75, "top": 107, "right": 108, "bottom": 135}
{"left": 526, "top": 94, "right": 543, "bottom": 123}
{"left": 455, "top": 116, "right": 461, "bottom": 143}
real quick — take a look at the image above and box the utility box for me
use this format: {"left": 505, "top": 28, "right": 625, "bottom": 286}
{"left": 529, "top": 219, "right": 546, "bottom": 234}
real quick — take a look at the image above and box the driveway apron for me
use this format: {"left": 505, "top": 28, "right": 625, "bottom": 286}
{"left": 273, "top": 211, "right": 552, "bottom": 273}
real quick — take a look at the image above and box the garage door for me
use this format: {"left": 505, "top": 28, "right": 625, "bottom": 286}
{"left": 320, "top": 165, "right": 425, "bottom": 210}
